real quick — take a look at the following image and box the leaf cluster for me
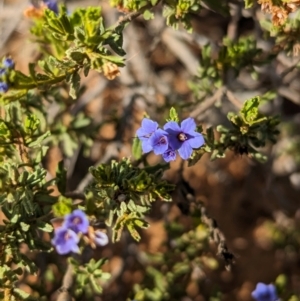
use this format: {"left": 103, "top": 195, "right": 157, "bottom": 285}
{"left": 261, "top": 10, "right": 300, "bottom": 55}
{"left": 189, "top": 96, "right": 280, "bottom": 164}
{"left": 163, "top": 0, "right": 201, "bottom": 32}
{"left": 71, "top": 258, "right": 111, "bottom": 297}
{"left": 110, "top": 0, "right": 202, "bottom": 31}
{"left": 1, "top": 5, "right": 126, "bottom": 103}
{"left": 190, "top": 37, "right": 265, "bottom": 97}
{"left": 0, "top": 101, "right": 58, "bottom": 299}
{"left": 86, "top": 158, "right": 174, "bottom": 242}
{"left": 132, "top": 215, "right": 217, "bottom": 301}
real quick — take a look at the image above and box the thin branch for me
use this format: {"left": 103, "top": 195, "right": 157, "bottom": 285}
{"left": 173, "top": 165, "right": 235, "bottom": 271}
{"left": 56, "top": 264, "right": 74, "bottom": 301}
{"left": 115, "top": 2, "right": 160, "bottom": 28}
{"left": 226, "top": 90, "right": 243, "bottom": 109}
{"left": 278, "top": 86, "right": 300, "bottom": 106}
{"left": 227, "top": 3, "right": 242, "bottom": 41}
{"left": 280, "top": 57, "right": 300, "bottom": 78}
{"left": 64, "top": 191, "right": 86, "bottom": 201}
{"left": 161, "top": 27, "right": 199, "bottom": 75}
{"left": 200, "top": 206, "right": 235, "bottom": 271}
{"left": 190, "top": 87, "right": 225, "bottom": 118}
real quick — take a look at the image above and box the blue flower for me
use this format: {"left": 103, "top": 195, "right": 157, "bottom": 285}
{"left": 0, "top": 68, "right": 6, "bottom": 76}
{"left": 51, "top": 227, "right": 79, "bottom": 255}
{"left": 148, "top": 128, "right": 169, "bottom": 155}
{"left": 162, "top": 147, "right": 177, "bottom": 162}
{"left": 251, "top": 283, "right": 278, "bottom": 301}
{"left": 63, "top": 209, "right": 89, "bottom": 234}
{"left": 3, "top": 58, "right": 14, "bottom": 69}
{"left": 136, "top": 118, "right": 159, "bottom": 153}
{"left": 164, "top": 117, "right": 204, "bottom": 160}
{"left": 0, "top": 82, "right": 9, "bottom": 93}
{"left": 93, "top": 231, "right": 109, "bottom": 246}
{"left": 43, "top": 0, "right": 59, "bottom": 14}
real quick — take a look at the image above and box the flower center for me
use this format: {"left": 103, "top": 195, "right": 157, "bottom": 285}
{"left": 159, "top": 136, "right": 167, "bottom": 145}
{"left": 73, "top": 217, "right": 81, "bottom": 225}
{"left": 64, "top": 231, "right": 71, "bottom": 240}
{"left": 178, "top": 133, "right": 187, "bottom": 141}
{"left": 261, "top": 292, "right": 271, "bottom": 298}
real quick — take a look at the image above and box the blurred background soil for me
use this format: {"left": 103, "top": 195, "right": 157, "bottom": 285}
{"left": 1, "top": 0, "right": 300, "bottom": 300}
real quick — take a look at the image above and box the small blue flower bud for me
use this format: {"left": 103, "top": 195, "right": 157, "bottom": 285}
{"left": 93, "top": 231, "right": 109, "bottom": 246}
{"left": 0, "top": 82, "right": 9, "bottom": 93}
{"left": 251, "top": 283, "right": 278, "bottom": 301}
{"left": 43, "top": 0, "right": 59, "bottom": 14}
{"left": 3, "top": 58, "right": 14, "bottom": 69}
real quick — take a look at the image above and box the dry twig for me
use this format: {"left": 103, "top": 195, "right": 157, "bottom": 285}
{"left": 190, "top": 87, "right": 225, "bottom": 118}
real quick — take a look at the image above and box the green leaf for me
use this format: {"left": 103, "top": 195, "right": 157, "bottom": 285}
{"left": 275, "top": 274, "right": 287, "bottom": 294}
{"left": 71, "top": 114, "right": 91, "bottom": 129}
{"left": 68, "top": 51, "right": 87, "bottom": 63}
{"left": 244, "top": 0, "right": 254, "bottom": 9}
{"left": 127, "top": 222, "right": 141, "bottom": 241}
{"left": 106, "top": 33, "right": 126, "bottom": 56}
{"left": 90, "top": 276, "right": 103, "bottom": 294}
{"left": 20, "top": 222, "right": 30, "bottom": 232}
{"left": 13, "top": 287, "right": 37, "bottom": 300}
{"left": 11, "top": 213, "right": 21, "bottom": 224}
{"left": 24, "top": 114, "right": 40, "bottom": 134}
{"left": 27, "top": 131, "right": 51, "bottom": 148}
{"left": 58, "top": 12, "right": 74, "bottom": 35}
{"left": 38, "top": 60, "right": 54, "bottom": 76}
{"left": 35, "top": 146, "right": 49, "bottom": 164}
{"left": 52, "top": 196, "right": 72, "bottom": 217}
{"left": 28, "top": 63, "right": 37, "bottom": 83}
{"left": 13, "top": 70, "right": 35, "bottom": 86}
{"left": 132, "top": 137, "right": 142, "bottom": 160}
{"left": 101, "top": 272, "right": 111, "bottom": 280}
{"left": 113, "top": 212, "right": 132, "bottom": 242}
{"left": 240, "top": 96, "right": 260, "bottom": 125}
{"left": 99, "top": 54, "right": 125, "bottom": 66}
{"left": 167, "top": 107, "right": 179, "bottom": 122}
{"left": 83, "top": 63, "right": 90, "bottom": 77}
{"left": 143, "top": 10, "right": 154, "bottom": 20}
{"left": 133, "top": 218, "right": 149, "bottom": 229}
{"left": 68, "top": 72, "right": 81, "bottom": 99}
{"left": 127, "top": 200, "right": 137, "bottom": 212}
{"left": 120, "top": 201, "right": 127, "bottom": 214}
{"left": 37, "top": 221, "right": 53, "bottom": 232}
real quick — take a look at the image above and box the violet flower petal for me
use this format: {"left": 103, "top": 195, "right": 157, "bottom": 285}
{"left": 149, "top": 129, "right": 169, "bottom": 155}
{"left": 178, "top": 142, "right": 192, "bottom": 160}
{"left": 188, "top": 132, "right": 205, "bottom": 149}
{"left": 141, "top": 140, "right": 153, "bottom": 153}
{"left": 136, "top": 118, "right": 158, "bottom": 140}
{"left": 181, "top": 117, "right": 196, "bottom": 133}
{"left": 163, "top": 121, "right": 181, "bottom": 132}
{"left": 51, "top": 227, "right": 79, "bottom": 255}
